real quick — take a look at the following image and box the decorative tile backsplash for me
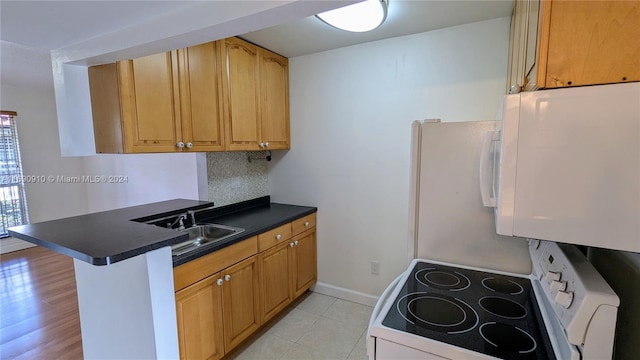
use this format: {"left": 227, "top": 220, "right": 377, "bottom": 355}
{"left": 206, "top": 152, "right": 269, "bottom": 207}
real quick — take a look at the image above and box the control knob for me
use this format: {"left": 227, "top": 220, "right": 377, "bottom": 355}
{"left": 545, "top": 271, "right": 561, "bottom": 283}
{"left": 555, "top": 290, "right": 574, "bottom": 308}
{"left": 550, "top": 280, "right": 567, "bottom": 292}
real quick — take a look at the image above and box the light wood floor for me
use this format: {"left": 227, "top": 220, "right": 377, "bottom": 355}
{"left": 0, "top": 246, "right": 82, "bottom": 359}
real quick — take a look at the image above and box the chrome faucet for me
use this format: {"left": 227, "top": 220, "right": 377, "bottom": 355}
{"left": 167, "top": 214, "right": 187, "bottom": 230}
{"left": 187, "top": 210, "right": 197, "bottom": 227}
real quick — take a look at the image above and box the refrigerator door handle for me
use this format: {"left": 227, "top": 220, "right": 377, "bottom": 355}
{"left": 480, "top": 130, "right": 499, "bottom": 207}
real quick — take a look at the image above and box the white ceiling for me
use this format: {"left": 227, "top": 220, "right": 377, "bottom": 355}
{"left": 0, "top": 0, "right": 513, "bottom": 88}
{"left": 242, "top": 0, "right": 514, "bottom": 58}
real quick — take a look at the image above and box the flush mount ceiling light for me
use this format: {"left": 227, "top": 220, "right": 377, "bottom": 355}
{"left": 316, "top": 0, "right": 389, "bottom": 33}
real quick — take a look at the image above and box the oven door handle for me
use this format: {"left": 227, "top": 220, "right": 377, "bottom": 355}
{"left": 367, "top": 272, "right": 404, "bottom": 359}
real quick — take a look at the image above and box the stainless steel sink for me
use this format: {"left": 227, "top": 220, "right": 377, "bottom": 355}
{"left": 171, "top": 223, "right": 244, "bottom": 256}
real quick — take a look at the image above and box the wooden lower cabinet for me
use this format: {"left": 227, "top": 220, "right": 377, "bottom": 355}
{"left": 291, "top": 231, "right": 317, "bottom": 298}
{"left": 258, "top": 228, "right": 317, "bottom": 322}
{"left": 258, "top": 241, "right": 293, "bottom": 323}
{"left": 175, "top": 274, "right": 224, "bottom": 360}
{"left": 221, "top": 256, "right": 260, "bottom": 351}
{"left": 175, "top": 214, "right": 317, "bottom": 359}
{"left": 175, "top": 256, "right": 259, "bottom": 360}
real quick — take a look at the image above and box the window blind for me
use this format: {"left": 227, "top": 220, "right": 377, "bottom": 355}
{"left": 0, "top": 111, "right": 29, "bottom": 237}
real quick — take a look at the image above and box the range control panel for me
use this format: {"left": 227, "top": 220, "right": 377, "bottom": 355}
{"left": 529, "top": 240, "right": 619, "bottom": 346}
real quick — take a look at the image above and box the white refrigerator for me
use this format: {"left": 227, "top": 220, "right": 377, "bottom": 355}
{"left": 407, "top": 119, "right": 532, "bottom": 274}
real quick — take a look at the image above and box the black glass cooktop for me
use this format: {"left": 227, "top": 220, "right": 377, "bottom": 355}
{"left": 382, "top": 261, "right": 556, "bottom": 359}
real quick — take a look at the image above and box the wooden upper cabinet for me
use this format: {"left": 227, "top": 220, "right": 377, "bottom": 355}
{"left": 178, "top": 42, "right": 225, "bottom": 152}
{"left": 507, "top": 0, "right": 640, "bottom": 92}
{"left": 260, "top": 49, "right": 290, "bottom": 150}
{"left": 89, "top": 52, "right": 182, "bottom": 153}
{"left": 123, "top": 52, "right": 182, "bottom": 152}
{"left": 221, "top": 37, "right": 290, "bottom": 151}
{"left": 221, "top": 38, "right": 262, "bottom": 151}
{"left": 89, "top": 44, "right": 225, "bottom": 153}
{"left": 90, "top": 37, "right": 290, "bottom": 153}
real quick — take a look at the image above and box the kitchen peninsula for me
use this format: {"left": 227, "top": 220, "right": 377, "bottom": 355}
{"left": 8, "top": 196, "right": 317, "bottom": 359}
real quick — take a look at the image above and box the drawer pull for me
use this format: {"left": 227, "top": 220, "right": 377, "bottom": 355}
{"left": 276, "top": 234, "right": 282, "bottom": 240}
{"left": 290, "top": 242, "right": 295, "bottom": 247}
{"left": 304, "top": 222, "right": 310, "bottom": 227}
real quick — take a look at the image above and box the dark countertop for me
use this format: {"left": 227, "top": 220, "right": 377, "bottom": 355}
{"left": 8, "top": 196, "right": 317, "bottom": 267}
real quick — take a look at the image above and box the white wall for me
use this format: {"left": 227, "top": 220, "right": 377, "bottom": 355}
{"left": 268, "top": 18, "right": 511, "bottom": 297}
{"left": 1, "top": 83, "right": 89, "bottom": 222}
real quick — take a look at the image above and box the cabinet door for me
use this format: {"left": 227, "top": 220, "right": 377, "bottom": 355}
{"left": 222, "top": 38, "right": 262, "bottom": 151}
{"left": 119, "top": 51, "right": 182, "bottom": 152}
{"left": 221, "top": 255, "right": 260, "bottom": 352}
{"left": 178, "top": 42, "right": 225, "bottom": 151}
{"left": 175, "top": 274, "right": 224, "bottom": 360}
{"left": 291, "top": 231, "right": 317, "bottom": 298}
{"left": 258, "top": 241, "right": 292, "bottom": 323}
{"left": 540, "top": 0, "right": 640, "bottom": 88}
{"left": 259, "top": 49, "right": 290, "bottom": 150}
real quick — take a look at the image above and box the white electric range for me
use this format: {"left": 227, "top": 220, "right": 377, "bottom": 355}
{"left": 367, "top": 240, "right": 619, "bottom": 359}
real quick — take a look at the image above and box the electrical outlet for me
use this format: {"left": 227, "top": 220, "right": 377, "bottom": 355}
{"left": 370, "top": 260, "right": 380, "bottom": 275}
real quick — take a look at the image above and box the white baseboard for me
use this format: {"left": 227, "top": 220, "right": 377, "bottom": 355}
{"left": 0, "top": 237, "right": 36, "bottom": 254}
{"left": 311, "top": 282, "right": 379, "bottom": 307}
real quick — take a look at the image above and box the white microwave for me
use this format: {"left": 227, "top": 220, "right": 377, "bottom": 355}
{"left": 480, "top": 82, "right": 640, "bottom": 253}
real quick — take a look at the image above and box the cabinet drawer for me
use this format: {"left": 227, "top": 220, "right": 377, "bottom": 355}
{"left": 292, "top": 213, "right": 316, "bottom": 236}
{"left": 258, "top": 223, "right": 292, "bottom": 252}
{"left": 174, "top": 236, "right": 258, "bottom": 292}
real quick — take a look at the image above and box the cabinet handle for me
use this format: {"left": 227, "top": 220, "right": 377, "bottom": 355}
{"left": 259, "top": 143, "right": 265, "bottom": 148}
{"left": 276, "top": 234, "right": 282, "bottom": 240}
{"left": 290, "top": 242, "right": 295, "bottom": 247}
{"left": 264, "top": 142, "right": 269, "bottom": 148}
{"left": 216, "top": 279, "right": 223, "bottom": 286}
{"left": 224, "top": 274, "right": 231, "bottom": 282}
{"left": 176, "top": 142, "right": 185, "bottom": 149}
{"left": 294, "top": 240, "right": 299, "bottom": 246}
{"left": 186, "top": 142, "right": 193, "bottom": 149}
{"left": 304, "top": 222, "right": 310, "bottom": 227}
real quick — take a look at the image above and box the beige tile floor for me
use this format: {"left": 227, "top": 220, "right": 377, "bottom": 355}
{"left": 226, "top": 292, "right": 373, "bottom": 360}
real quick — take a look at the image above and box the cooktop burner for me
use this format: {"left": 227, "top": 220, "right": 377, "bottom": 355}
{"left": 479, "top": 296, "right": 527, "bottom": 319}
{"left": 480, "top": 322, "right": 537, "bottom": 354}
{"left": 382, "top": 261, "right": 555, "bottom": 359}
{"left": 398, "top": 292, "right": 478, "bottom": 333}
{"left": 415, "top": 268, "right": 470, "bottom": 291}
{"left": 482, "top": 277, "right": 524, "bottom": 295}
